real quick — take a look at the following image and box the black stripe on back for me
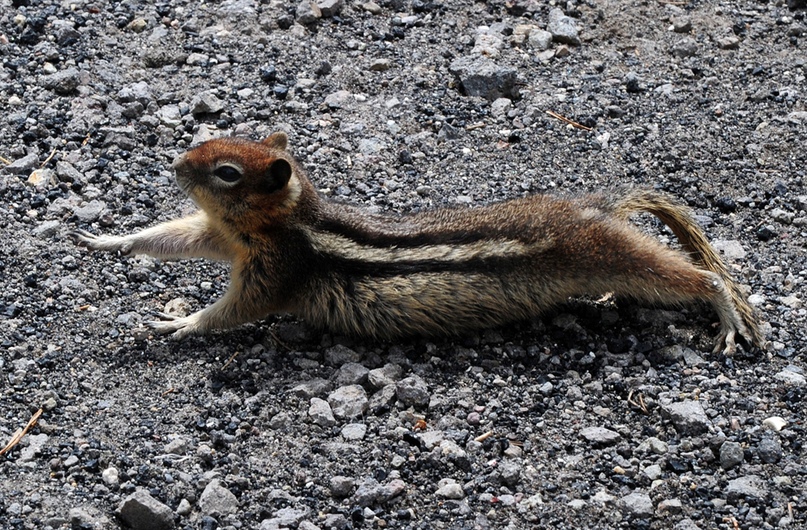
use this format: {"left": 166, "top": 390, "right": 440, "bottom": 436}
{"left": 317, "top": 217, "right": 509, "bottom": 249}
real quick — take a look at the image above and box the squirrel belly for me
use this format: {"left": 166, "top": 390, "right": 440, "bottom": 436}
{"left": 71, "top": 133, "right": 762, "bottom": 355}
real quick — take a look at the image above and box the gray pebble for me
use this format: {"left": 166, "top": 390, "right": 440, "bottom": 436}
{"left": 547, "top": 8, "right": 580, "bottom": 46}
{"left": 369, "top": 58, "right": 392, "bottom": 71}
{"left": 117, "top": 490, "right": 175, "bottom": 530}
{"left": 4, "top": 152, "right": 39, "bottom": 175}
{"left": 19, "top": 433, "right": 48, "bottom": 462}
{"left": 198, "top": 479, "right": 238, "bottom": 516}
{"left": 164, "top": 437, "right": 188, "bottom": 455}
{"left": 191, "top": 92, "right": 224, "bottom": 115}
{"left": 330, "top": 475, "right": 355, "bottom": 498}
{"left": 672, "top": 37, "right": 698, "bottom": 58}
{"left": 675, "top": 519, "right": 702, "bottom": 530}
{"left": 757, "top": 436, "right": 782, "bottom": 463}
{"left": 448, "top": 56, "right": 518, "bottom": 101}
{"left": 658, "top": 498, "right": 683, "bottom": 514}
{"left": 671, "top": 16, "right": 692, "bottom": 33}
{"left": 368, "top": 363, "right": 403, "bottom": 389}
{"left": 317, "top": 0, "right": 343, "bottom": 17}
{"left": 719, "top": 441, "right": 744, "bottom": 470}
{"left": 102, "top": 467, "right": 120, "bottom": 488}
{"left": 368, "top": 384, "right": 397, "bottom": 413}
{"left": 308, "top": 397, "right": 336, "bottom": 427}
{"left": 528, "top": 29, "right": 553, "bottom": 51}
{"left": 580, "top": 426, "right": 621, "bottom": 446}
{"left": 643, "top": 464, "right": 663, "bottom": 480}
{"left": 291, "top": 378, "right": 332, "bottom": 398}
{"left": 490, "top": 97, "right": 512, "bottom": 119}
{"left": 295, "top": 0, "right": 322, "bottom": 25}
{"left": 333, "top": 362, "right": 369, "bottom": 386}
{"left": 725, "top": 475, "right": 767, "bottom": 502}
{"left": 341, "top": 423, "right": 367, "bottom": 440}
{"left": 661, "top": 400, "right": 712, "bottom": 435}
{"left": 327, "top": 385, "right": 368, "bottom": 419}
{"left": 396, "top": 375, "right": 430, "bottom": 408}
{"left": 32, "top": 220, "right": 60, "bottom": 238}
{"left": 435, "top": 479, "right": 465, "bottom": 499}
{"left": 499, "top": 461, "right": 521, "bottom": 487}
{"left": 775, "top": 368, "right": 806, "bottom": 387}
{"left": 42, "top": 67, "right": 82, "bottom": 94}
{"left": 619, "top": 491, "right": 654, "bottom": 517}
{"left": 324, "top": 344, "right": 361, "bottom": 365}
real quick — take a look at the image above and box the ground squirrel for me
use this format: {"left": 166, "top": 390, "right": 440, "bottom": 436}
{"left": 71, "top": 133, "right": 762, "bottom": 354}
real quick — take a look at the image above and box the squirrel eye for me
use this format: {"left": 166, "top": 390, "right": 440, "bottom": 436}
{"left": 213, "top": 165, "right": 242, "bottom": 183}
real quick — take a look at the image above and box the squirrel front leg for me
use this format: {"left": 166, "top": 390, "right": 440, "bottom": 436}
{"left": 147, "top": 273, "right": 268, "bottom": 339}
{"left": 71, "top": 212, "right": 231, "bottom": 261}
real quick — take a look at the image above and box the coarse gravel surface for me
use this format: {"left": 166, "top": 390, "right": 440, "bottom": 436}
{"left": 1, "top": 0, "right": 806, "bottom": 529}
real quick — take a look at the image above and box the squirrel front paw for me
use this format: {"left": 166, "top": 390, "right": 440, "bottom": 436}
{"left": 147, "top": 312, "right": 200, "bottom": 340}
{"left": 70, "top": 229, "right": 134, "bottom": 255}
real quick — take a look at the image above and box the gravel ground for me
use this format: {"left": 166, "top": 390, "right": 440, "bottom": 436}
{"left": 1, "top": 0, "right": 806, "bottom": 529}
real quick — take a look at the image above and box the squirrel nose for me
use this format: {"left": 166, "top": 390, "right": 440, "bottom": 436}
{"left": 171, "top": 153, "right": 187, "bottom": 170}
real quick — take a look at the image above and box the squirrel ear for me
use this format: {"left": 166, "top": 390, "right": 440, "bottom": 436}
{"left": 262, "top": 158, "right": 292, "bottom": 194}
{"left": 263, "top": 132, "right": 288, "bottom": 151}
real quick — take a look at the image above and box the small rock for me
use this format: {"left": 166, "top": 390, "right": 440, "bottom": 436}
{"left": 176, "top": 499, "right": 192, "bottom": 516}
{"left": 73, "top": 200, "right": 107, "bottom": 223}
{"left": 775, "top": 368, "right": 806, "bottom": 387}
{"left": 671, "top": 16, "right": 692, "bottom": 33}
{"left": 472, "top": 32, "right": 504, "bottom": 57}
{"left": 675, "top": 519, "right": 702, "bottom": 530}
{"left": 297, "top": 1, "right": 322, "bottom": 24}
{"left": 291, "top": 378, "right": 331, "bottom": 398}
{"left": 661, "top": 400, "right": 712, "bottom": 435}
{"left": 448, "top": 55, "right": 518, "bottom": 101}
{"left": 361, "top": 2, "right": 382, "bottom": 15}
{"left": 368, "top": 364, "right": 403, "bottom": 389}
{"left": 198, "top": 479, "right": 238, "bottom": 516}
{"left": 327, "top": 385, "right": 368, "bottom": 419}
{"left": 725, "top": 475, "right": 766, "bottom": 502}
{"left": 369, "top": 58, "right": 392, "bottom": 71}
{"left": 341, "top": 423, "right": 367, "bottom": 440}
{"left": 42, "top": 67, "right": 81, "bottom": 94}
{"left": 757, "top": 436, "right": 782, "bottom": 463}
{"left": 333, "top": 362, "right": 369, "bottom": 386}
{"left": 330, "top": 476, "right": 355, "bottom": 498}
{"left": 4, "top": 152, "right": 39, "bottom": 175}
{"left": 102, "top": 467, "right": 120, "bottom": 488}
{"left": 164, "top": 437, "right": 188, "bottom": 455}
{"left": 720, "top": 441, "right": 744, "bottom": 470}
{"left": 547, "top": 8, "right": 580, "bottom": 45}
{"left": 672, "top": 37, "right": 698, "bottom": 58}
{"left": 324, "top": 344, "right": 361, "bottom": 365}
{"left": 718, "top": 36, "right": 741, "bottom": 50}
{"left": 309, "top": 397, "right": 336, "bottom": 427}
{"left": 396, "top": 375, "right": 430, "bottom": 408}
{"left": 658, "top": 498, "right": 683, "bottom": 514}
{"left": 625, "top": 72, "right": 644, "bottom": 93}
{"left": 619, "top": 492, "right": 654, "bottom": 517}
{"left": 27, "top": 168, "right": 55, "bottom": 188}
{"left": 19, "top": 433, "right": 48, "bottom": 462}
{"left": 117, "top": 490, "right": 175, "bottom": 530}
{"left": 643, "top": 464, "right": 663, "bottom": 480}
{"left": 580, "top": 426, "right": 621, "bottom": 446}
{"left": 435, "top": 479, "right": 465, "bottom": 500}
{"left": 636, "top": 436, "right": 670, "bottom": 455}
{"left": 490, "top": 98, "right": 513, "bottom": 118}
{"left": 191, "top": 92, "right": 224, "bottom": 115}
{"left": 712, "top": 239, "right": 747, "bottom": 261}
{"left": 317, "top": 0, "right": 344, "bottom": 17}
{"left": 368, "top": 384, "right": 397, "bottom": 413}
{"left": 762, "top": 416, "right": 787, "bottom": 432}
{"left": 528, "top": 29, "right": 553, "bottom": 51}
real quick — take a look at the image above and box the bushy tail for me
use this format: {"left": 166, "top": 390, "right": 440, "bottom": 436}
{"left": 612, "top": 189, "right": 763, "bottom": 348}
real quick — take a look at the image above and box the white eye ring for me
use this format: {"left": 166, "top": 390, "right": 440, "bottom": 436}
{"left": 213, "top": 163, "right": 243, "bottom": 184}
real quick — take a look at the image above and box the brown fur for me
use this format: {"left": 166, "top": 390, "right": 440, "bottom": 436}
{"left": 71, "top": 133, "right": 762, "bottom": 354}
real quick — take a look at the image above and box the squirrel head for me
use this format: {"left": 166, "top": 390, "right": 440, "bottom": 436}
{"left": 172, "top": 132, "right": 312, "bottom": 232}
